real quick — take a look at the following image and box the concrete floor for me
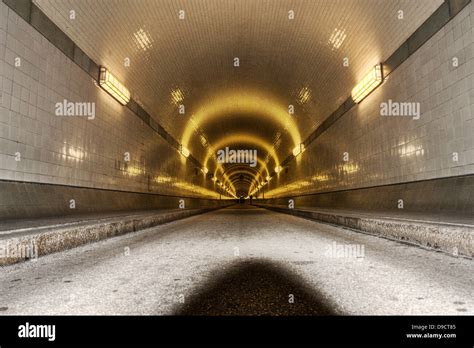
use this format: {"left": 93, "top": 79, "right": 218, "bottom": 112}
{"left": 0, "top": 205, "right": 472, "bottom": 315}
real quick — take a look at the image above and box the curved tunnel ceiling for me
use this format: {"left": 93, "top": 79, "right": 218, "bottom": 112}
{"left": 34, "top": 0, "right": 444, "bottom": 196}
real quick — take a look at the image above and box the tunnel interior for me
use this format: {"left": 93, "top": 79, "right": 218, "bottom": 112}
{"left": 0, "top": 0, "right": 473, "bottom": 318}
{"left": 0, "top": 0, "right": 472, "bottom": 220}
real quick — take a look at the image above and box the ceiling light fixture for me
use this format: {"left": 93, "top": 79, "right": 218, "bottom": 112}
{"left": 292, "top": 143, "right": 305, "bottom": 157}
{"left": 179, "top": 145, "right": 190, "bottom": 158}
{"left": 98, "top": 67, "right": 130, "bottom": 105}
{"left": 351, "top": 64, "right": 384, "bottom": 103}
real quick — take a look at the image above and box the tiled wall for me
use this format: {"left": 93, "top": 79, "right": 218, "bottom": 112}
{"left": 0, "top": 1, "right": 220, "bottom": 207}
{"left": 0, "top": 180, "right": 232, "bottom": 220}
{"left": 265, "top": 2, "right": 474, "bottom": 200}
{"left": 258, "top": 175, "right": 474, "bottom": 215}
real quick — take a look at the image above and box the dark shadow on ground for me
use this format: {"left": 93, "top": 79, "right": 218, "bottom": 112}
{"left": 175, "top": 259, "right": 336, "bottom": 316}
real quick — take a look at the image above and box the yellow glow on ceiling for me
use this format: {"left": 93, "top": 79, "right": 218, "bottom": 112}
{"left": 213, "top": 156, "right": 270, "bottom": 195}
{"left": 204, "top": 133, "right": 280, "bottom": 175}
{"left": 328, "top": 27, "right": 347, "bottom": 50}
{"left": 181, "top": 89, "right": 301, "bottom": 150}
{"left": 228, "top": 169, "right": 260, "bottom": 182}
{"left": 133, "top": 28, "right": 153, "bottom": 51}
{"left": 297, "top": 86, "right": 311, "bottom": 105}
{"left": 215, "top": 157, "right": 270, "bottom": 180}
{"left": 171, "top": 88, "right": 184, "bottom": 105}
{"left": 227, "top": 168, "right": 262, "bottom": 188}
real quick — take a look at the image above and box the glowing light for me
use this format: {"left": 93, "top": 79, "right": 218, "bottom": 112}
{"left": 181, "top": 89, "right": 301, "bottom": 153}
{"left": 154, "top": 175, "right": 173, "bottom": 183}
{"left": 297, "top": 86, "right": 311, "bottom": 105}
{"left": 328, "top": 27, "right": 347, "bottom": 50}
{"left": 211, "top": 176, "right": 217, "bottom": 182}
{"left": 172, "top": 180, "right": 221, "bottom": 198}
{"left": 274, "top": 165, "right": 282, "bottom": 173}
{"left": 202, "top": 167, "right": 209, "bottom": 174}
{"left": 264, "top": 179, "right": 313, "bottom": 198}
{"left": 311, "top": 173, "right": 330, "bottom": 182}
{"left": 266, "top": 175, "right": 272, "bottom": 181}
{"left": 179, "top": 145, "right": 190, "bottom": 158}
{"left": 341, "top": 163, "right": 360, "bottom": 174}
{"left": 292, "top": 143, "right": 305, "bottom": 157}
{"left": 133, "top": 28, "right": 152, "bottom": 51}
{"left": 171, "top": 88, "right": 184, "bottom": 105}
{"left": 351, "top": 64, "right": 384, "bottom": 103}
{"left": 204, "top": 133, "right": 280, "bottom": 171}
{"left": 98, "top": 67, "right": 130, "bottom": 105}
{"left": 213, "top": 156, "right": 269, "bottom": 194}
{"left": 62, "top": 144, "right": 85, "bottom": 161}
{"left": 126, "top": 165, "right": 144, "bottom": 176}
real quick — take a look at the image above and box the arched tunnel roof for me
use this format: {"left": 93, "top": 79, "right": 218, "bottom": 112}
{"left": 33, "top": 0, "right": 443, "bottom": 196}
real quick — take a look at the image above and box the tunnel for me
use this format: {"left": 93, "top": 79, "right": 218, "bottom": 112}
{"left": 0, "top": 0, "right": 473, "bottom": 331}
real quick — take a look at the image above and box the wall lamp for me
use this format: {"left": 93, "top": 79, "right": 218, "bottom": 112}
{"left": 179, "top": 144, "right": 190, "bottom": 158}
{"left": 98, "top": 67, "right": 130, "bottom": 105}
{"left": 292, "top": 143, "right": 305, "bottom": 157}
{"left": 351, "top": 64, "right": 384, "bottom": 103}
{"left": 275, "top": 165, "right": 282, "bottom": 173}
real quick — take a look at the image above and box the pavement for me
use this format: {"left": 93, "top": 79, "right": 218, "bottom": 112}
{"left": 0, "top": 205, "right": 472, "bottom": 315}
{"left": 254, "top": 203, "right": 474, "bottom": 258}
{"left": 0, "top": 207, "right": 225, "bottom": 266}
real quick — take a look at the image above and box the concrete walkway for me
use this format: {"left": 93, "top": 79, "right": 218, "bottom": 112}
{"left": 0, "top": 205, "right": 472, "bottom": 315}
{"left": 0, "top": 207, "right": 225, "bottom": 265}
{"left": 254, "top": 203, "right": 474, "bottom": 258}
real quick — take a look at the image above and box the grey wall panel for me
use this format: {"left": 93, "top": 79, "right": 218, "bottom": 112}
{"left": 257, "top": 174, "right": 474, "bottom": 216}
{"left": 0, "top": 179, "right": 231, "bottom": 220}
